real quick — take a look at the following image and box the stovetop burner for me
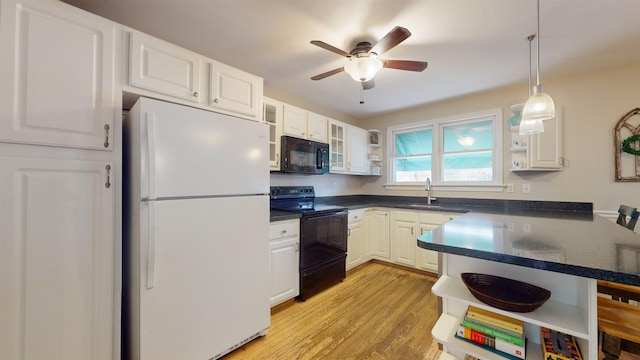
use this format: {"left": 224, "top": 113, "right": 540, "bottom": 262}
{"left": 270, "top": 186, "right": 347, "bottom": 216}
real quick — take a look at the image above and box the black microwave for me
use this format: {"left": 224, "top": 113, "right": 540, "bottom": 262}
{"left": 279, "top": 136, "right": 329, "bottom": 175}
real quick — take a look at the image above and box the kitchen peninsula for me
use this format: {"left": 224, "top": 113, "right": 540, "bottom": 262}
{"left": 417, "top": 209, "right": 640, "bottom": 360}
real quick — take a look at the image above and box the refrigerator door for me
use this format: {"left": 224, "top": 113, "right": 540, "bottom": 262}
{"left": 130, "top": 97, "right": 269, "bottom": 199}
{"left": 137, "top": 195, "right": 270, "bottom": 360}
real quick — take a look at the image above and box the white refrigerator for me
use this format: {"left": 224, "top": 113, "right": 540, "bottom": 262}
{"left": 124, "top": 97, "right": 270, "bottom": 360}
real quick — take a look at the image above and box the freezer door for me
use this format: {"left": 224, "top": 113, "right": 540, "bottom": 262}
{"left": 134, "top": 195, "right": 270, "bottom": 360}
{"left": 131, "top": 97, "right": 269, "bottom": 199}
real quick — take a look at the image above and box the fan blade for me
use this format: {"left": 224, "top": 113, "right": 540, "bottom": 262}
{"left": 310, "top": 40, "right": 351, "bottom": 58}
{"left": 311, "top": 67, "right": 345, "bottom": 80}
{"left": 370, "top": 26, "right": 411, "bottom": 56}
{"left": 362, "top": 79, "right": 375, "bottom": 90}
{"left": 383, "top": 60, "right": 428, "bottom": 72}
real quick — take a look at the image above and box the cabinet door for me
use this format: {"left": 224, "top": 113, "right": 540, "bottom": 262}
{"left": 346, "top": 222, "right": 364, "bottom": 270}
{"left": 269, "top": 237, "right": 300, "bottom": 306}
{"left": 263, "top": 97, "right": 283, "bottom": 170}
{"left": 283, "top": 104, "right": 307, "bottom": 138}
{"left": 329, "top": 119, "right": 346, "bottom": 173}
{"left": 129, "top": 30, "right": 201, "bottom": 103}
{"left": 417, "top": 224, "right": 440, "bottom": 272}
{"left": 307, "top": 112, "right": 328, "bottom": 143}
{"left": 370, "top": 210, "right": 390, "bottom": 258}
{"left": 0, "top": 156, "right": 115, "bottom": 360}
{"left": 209, "top": 60, "right": 263, "bottom": 121}
{"left": 0, "top": 0, "right": 119, "bottom": 150}
{"left": 391, "top": 212, "right": 417, "bottom": 266}
{"left": 530, "top": 113, "right": 562, "bottom": 169}
{"left": 347, "top": 125, "right": 367, "bottom": 174}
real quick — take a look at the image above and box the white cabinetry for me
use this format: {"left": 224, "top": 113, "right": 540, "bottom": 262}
{"left": 347, "top": 125, "right": 367, "bottom": 174}
{"left": 125, "top": 28, "right": 263, "bottom": 121}
{"left": 128, "top": 30, "right": 201, "bottom": 103}
{"left": 391, "top": 210, "right": 459, "bottom": 272}
{"left": 432, "top": 254, "right": 598, "bottom": 360}
{"left": 510, "top": 105, "right": 563, "bottom": 171}
{"left": 0, "top": 155, "right": 116, "bottom": 360}
{"left": 269, "top": 219, "right": 300, "bottom": 307}
{"left": 0, "top": 0, "right": 120, "bottom": 150}
{"left": 329, "top": 119, "right": 347, "bottom": 173}
{"left": 346, "top": 209, "right": 366, "bottom": 270}
{"left": 283, "top": 105, "right": 327, "bottom": 142}
{"left": 263, "top": 97, "right": 283, "bottom": 170}
{"left": 366, "top": 210, "right": 390, "bottom": 259}
{"left": 0, "top": 1, "right": 121, "bottom": 359}
{"left": 367, "top": 129, "right": 383, "bottom": 175}
{"left": 208, "top": 59, "right": 263, "bottom": 120}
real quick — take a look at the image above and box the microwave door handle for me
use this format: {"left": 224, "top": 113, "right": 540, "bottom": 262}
{"left": 316, "top": 148, "right": 323, "bottom": 169}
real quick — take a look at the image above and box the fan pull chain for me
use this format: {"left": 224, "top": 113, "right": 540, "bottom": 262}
{"left": 360, "top": 85, "right": 365, "bottom": 104}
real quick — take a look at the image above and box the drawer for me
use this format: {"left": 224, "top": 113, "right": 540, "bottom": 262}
{"left": 269, "top": 219, "right": 299, "bottom": 240}
{"left": 348, "top": 209, "right": 365, "bottom": 223}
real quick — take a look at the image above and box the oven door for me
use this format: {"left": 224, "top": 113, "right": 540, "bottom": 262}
{"left": 299, "top": 211, "right": 347, "bottom": 270}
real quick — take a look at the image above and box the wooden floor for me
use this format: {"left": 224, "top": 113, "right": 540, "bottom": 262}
{"left": 221, "top": 261, "right": 442, "bottom": 360}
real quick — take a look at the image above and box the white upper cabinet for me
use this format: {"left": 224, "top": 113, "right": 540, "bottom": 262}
{"left": 510, "top": 107, "right": 563, "bottom": 171}
{"left": 263, "top": 97, "right": 283, "bottom": 170}
{"left": 0, "top": 0, "right": 120, "bottom": 150}
{"left": 347, "top": 125, "right": 367, "bottom": 174}
{"left": 283, "top": 105, "right": 328, "bottom": 142}
{"left": 128, "top": 30, "right": 201, "bottom": 103}
{"left": 125, "top": 28, "right": 263, "bottom": 121}
{"left": 208, "top": 60, "right": 263, "bottom": 121}
{"left": 328, "top": 119, "right": 347, "bottom": 173}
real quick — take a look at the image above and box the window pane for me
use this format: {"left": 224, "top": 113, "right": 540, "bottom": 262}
{"left": 393, "top": 156, "right": 431, "bottom": 182}
{"left": 395, "top": 129, "right": 432, "bottom": 156}
{"left": 443, "top": 120, "right": 493, "bottom": 152}
{"left": 442, "top": 151, "right": 493, "bottom": 182}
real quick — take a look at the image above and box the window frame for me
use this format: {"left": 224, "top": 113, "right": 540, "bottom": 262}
{"left": 385, "top": 108, "right": 504, "bottom": 192}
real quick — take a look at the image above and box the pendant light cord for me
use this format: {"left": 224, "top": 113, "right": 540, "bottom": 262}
{"left": 536, "top": 0, "right": 541, "bottom": 86}
{"left": 527, "top": 34, "right": 535, "bottom": 97}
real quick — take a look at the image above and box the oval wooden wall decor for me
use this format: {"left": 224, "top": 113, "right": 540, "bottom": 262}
{"left": 614, "top": 108, "right": 640, "bottom": 181}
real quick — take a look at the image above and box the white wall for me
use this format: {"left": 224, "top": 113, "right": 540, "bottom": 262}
{"left": 359, "top": 61, "right": 640, "bottom": 212}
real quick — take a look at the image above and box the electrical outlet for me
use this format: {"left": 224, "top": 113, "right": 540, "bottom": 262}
{"left": 506, "top": 183, "right": 514, "bottom": 193}
{"left": 522, "top": 183, "right": 531, "bottom": 193}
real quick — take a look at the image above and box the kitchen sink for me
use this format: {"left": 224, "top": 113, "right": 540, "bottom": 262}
{"left": 404, "top": 204, "right": 443, "bottom": 210}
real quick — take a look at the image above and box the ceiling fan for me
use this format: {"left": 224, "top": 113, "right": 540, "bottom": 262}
{"left": 310, "top": 26, "right": 428, "bottom": 90}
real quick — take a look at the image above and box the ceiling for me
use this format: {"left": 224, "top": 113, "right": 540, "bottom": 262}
{"left": 61, "top": 0, "right": 640, "bottom": 119}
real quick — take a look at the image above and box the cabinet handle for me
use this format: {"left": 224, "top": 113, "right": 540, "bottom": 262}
{"left": 420, "top": 228, "right": 424, "bottom": 235}
{"left": 213, "top": 98, "right": 219, "bottom": 103}
{"left": 411, "top": 227, "right": 414, "bottom": 235}
{"left": 348, "top": 228, "right": 351, "bottom": 236}
{"left": 193, "top": 91, "right": 199, "bottom": 97}
{"left": 276, "top": 153, "right": 279, "bottom": 166}
{"left": 348, "top": 162, "right": 351, "bottom": 170}
{"left": 103, "top": 124, "right": 110, "bottom": 148}
{"left": 105, "top": 164, "right": 111, "bottom": 188}
{"left": 295, "top": 242, "right": 300, "bottom": 252}
{"left": 309, "top": 133, "right": 313, "bottom": 138}
{"left": 281, "top": 229, "right": 287, "bottom": 235}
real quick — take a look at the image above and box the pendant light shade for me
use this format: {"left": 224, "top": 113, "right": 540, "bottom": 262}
{"left": 522, "top": 0, "right": 555, "bottom": 123}
{"left": 519, "top": 118, "right": 544, "bottom": 135}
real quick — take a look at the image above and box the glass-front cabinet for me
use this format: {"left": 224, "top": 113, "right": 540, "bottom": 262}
{"left": 329, "top": 119, "right": 346, "bottom": 173}
{"left": 263, "top": 97, "right": 283, "bottom": 171}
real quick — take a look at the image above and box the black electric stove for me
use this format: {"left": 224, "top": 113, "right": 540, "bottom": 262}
{"left": 270, "top": 186, "right": 348, "bottom": 301}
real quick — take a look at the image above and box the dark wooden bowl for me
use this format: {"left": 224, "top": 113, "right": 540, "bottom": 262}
{"left": 461, "top": 272, "right": 551, "bottom": 313}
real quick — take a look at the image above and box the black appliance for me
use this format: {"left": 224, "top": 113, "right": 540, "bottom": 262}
{"left": 278, "top": 136, "right": 329, "bottom": 175}
{"left": 270, "top": 186, "right": 347, "bottom": 300}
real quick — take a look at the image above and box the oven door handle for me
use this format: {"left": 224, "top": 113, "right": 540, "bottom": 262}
{"left": 302, "top": 211, "right": 348, "bottom": 221}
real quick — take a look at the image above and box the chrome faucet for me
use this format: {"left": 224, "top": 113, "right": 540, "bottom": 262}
{"left": 425, "top": 177, "right": 436, "bottom": 205}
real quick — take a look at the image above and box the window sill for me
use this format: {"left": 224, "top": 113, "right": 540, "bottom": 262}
{"left": 383, "top": 183, "right": 505, "bottom": 192}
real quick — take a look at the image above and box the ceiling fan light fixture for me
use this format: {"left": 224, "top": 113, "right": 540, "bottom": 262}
{"left": 344, "top": 56, "right": 383, "bottom": 82}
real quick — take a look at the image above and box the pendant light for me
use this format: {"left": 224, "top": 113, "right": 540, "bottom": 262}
{"left": 519, "top": 34, "right": 544, "bottom": 135}
{"left": 521, "top": 0, "right": 555, "bottom": 123}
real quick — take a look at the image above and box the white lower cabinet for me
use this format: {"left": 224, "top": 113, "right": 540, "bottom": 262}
{"left": 269, "top": 219, "right": 300, "bottom": 307}
{"left": 391, "top": 210, "right": 460, "bottom": 272}
{"left": 433, "top": 254, "right": 598, "bottom": 360}
{"left": 346, "top": 209, "right": 366, "bottom": 270}
{"left": 0, "top": 155, "right": 117, "bottom": 360}
{"left": 367, "top": 210, "right": 390, "bottom": 259}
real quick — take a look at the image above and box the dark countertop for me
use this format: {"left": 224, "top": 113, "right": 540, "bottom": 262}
{"left": 417, "top": 209, "right": 640, "bottom": 286}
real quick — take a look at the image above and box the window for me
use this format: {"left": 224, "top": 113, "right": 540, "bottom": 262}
{"left": 387, "top": 109, "right": 503, "bottom": 190}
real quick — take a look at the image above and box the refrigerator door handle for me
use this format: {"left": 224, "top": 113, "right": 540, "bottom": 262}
{"left": 145, "top": 113, "right": 157, "bottom": 200}
{"left": 146, "top": 201, "right": 157, "bottom": 289}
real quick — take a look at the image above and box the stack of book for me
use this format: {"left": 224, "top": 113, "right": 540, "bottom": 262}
{"left": 455, "top": 305, "right": 526, "bottom": 360}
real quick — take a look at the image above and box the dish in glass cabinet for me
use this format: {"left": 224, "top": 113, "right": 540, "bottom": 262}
{"left": 461, "top": 272, "right": 551, "bottom": 313}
